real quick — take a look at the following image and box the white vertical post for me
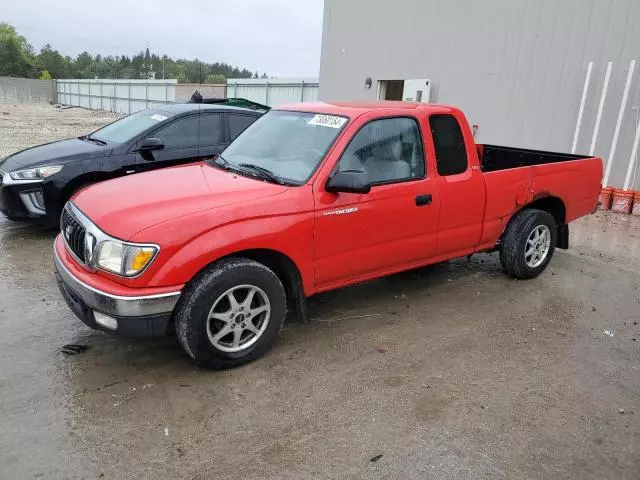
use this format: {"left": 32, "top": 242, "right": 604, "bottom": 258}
{"left": 623, "top": 115, "right": 640, "bottom": 190}
{"left": 589, "top": 61, "right": 613, "bottom": 156}
{"left": 571, "top": 62, "right": 593, "bottom": 154}
{"left": 604, "top": 59, "right": 636, "bottom": 186}
{"left": 265, "top": 81, "right": 270, "bottom": 106}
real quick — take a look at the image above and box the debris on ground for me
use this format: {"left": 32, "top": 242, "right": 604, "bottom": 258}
{"left": 164, "top": 428, "right": 170, "bottom": 436}
{"left": 375, "top": 345, "right": 387, "bottom": 353}
{"left": 61, "top": 344, "right": 89, "bottom": 355}
{"left": 370, "top": 454, "right": 383, "bottom": 463}
{"left": 604, "top": 330, "right": 615, "bottom": 337}
{"left": 315, "top": 313, "right": 381, "bottom": 322}
{"left": 618, "top": 408, "right": 625, "bottom": 414}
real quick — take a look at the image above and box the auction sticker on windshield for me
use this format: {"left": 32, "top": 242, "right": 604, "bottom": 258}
{"left": 150, "top": 114, "right": 168, "bottom": 122}
{"left": 308, "top": 114, "right": 347, "bottom": 129}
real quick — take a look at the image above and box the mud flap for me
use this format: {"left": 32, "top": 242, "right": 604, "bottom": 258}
{"left": 557, "top": 224, "right": 569, "bottom": 250}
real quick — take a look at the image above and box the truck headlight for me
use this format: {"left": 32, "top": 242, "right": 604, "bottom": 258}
{"left": 95, "top": 240, "right": 158, "bottom": 276}
{"left": 10, "top": 165, "right": 63, "bottom": 181}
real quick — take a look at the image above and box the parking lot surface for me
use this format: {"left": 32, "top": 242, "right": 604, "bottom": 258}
{"left": 1, "top": 106, "right": 639, "bottom": 479}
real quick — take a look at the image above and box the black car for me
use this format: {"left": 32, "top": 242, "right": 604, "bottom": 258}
{"left": 0, "top": 102, "right": 264, "bottom": 227}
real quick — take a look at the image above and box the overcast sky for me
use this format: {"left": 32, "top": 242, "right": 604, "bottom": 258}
{"left": 2, "top": 0, "right": 325, "bottom": 77}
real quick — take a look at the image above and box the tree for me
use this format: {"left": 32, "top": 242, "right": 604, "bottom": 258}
{"left": 75, "top": 51, "right": 93, "bottom": 77}
{"left": 140, "top": 47, "right": 153, "bottom": 79}
{"left": 38, "top": 70, "right": 52, "bottom": 80}
{"left": 37, "top": 44, "right": 74, "bottom": 78}
{"left": 0, "top": 23, "right": 36, "bottom": 77}
{"left": 205, "top": 74, "right": 226, "bottom": 84}
{"left": 0, "top": 24, "right": 263, "bottom": 81}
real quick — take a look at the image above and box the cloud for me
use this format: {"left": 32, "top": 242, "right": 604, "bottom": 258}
{"left": 3, "top": 0, "right": 324, "bottom": 77}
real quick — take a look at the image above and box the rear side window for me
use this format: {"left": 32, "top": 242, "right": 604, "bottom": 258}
{"left": 199, "top": 114, "right": 224, "bottom": 145}
{"left": 429, "top": 114, "right": 468, "bottom": 176}
{"left": 228, "top": 114, "right": 257, "bottom": 139}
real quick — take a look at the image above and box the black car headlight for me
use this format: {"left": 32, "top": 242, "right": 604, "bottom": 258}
{"left": 10, "top": 166, "right": 63, "bottom": 181}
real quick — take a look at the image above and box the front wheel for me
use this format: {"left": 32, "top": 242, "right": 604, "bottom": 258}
{"left": 174, "top": 257, "right": 287, "bottom": 369}
{"left": 500, "top": 209, "right": 557, "bottom": 279}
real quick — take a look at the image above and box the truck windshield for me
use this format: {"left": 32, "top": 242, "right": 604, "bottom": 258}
{"left": 90, "top": 109, "right": 176, "bottom": 144}
{"left": 219, "top": 110, "right": 348, "bottom": 184}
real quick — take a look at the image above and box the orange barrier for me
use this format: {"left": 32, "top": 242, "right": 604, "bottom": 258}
{"left": 632, "top": 191, "right": 640, "bottom": 216}
{"left": 611, "top": 189, "right": 634, "bottom": 214}
{"left": 598, "top": 187, "right": 613, "bottom": 210}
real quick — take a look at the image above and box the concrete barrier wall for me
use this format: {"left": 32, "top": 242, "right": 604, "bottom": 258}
{"left": 176, "top": 84, "right": 226, "bottom": 102}
{"left": 56, "top": 79, "right": 177, "bottom": 115}
{"left": 226, "top": 78, "right": 319, "bottom": 107}
{"left": 0, "top": 77, "right": 56, "bottom": 104}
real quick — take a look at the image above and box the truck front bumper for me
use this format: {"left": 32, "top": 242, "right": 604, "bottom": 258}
{"left": 54, "top": 245, "right": 181, "bottom": 338}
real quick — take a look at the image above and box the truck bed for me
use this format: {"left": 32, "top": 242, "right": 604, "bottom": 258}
{"left": 478, "top": 144, "right": 591, "bottom": 173}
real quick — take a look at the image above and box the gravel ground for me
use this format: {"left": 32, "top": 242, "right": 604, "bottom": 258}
{"left": 0, "top": 105, "right": 639, "bottom": 480}
{"left": 0, "top": 104, "right": 120, "bottom": 159}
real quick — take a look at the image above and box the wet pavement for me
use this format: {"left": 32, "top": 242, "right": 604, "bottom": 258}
{"left": 0, "top": 210, "right": 638, "bottom": 480}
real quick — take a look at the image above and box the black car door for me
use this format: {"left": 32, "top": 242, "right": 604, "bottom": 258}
{"left": 198, "top": 112, "right": 227, "bottom": 158}
{"left": 134, "top": 114, "right": 200, "bottom": 173}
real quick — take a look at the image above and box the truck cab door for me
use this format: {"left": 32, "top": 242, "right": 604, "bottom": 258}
{"left": 313, "top": 115, "right": 440, "bottom": 289}
{"left": 428, "top": 113, "right": 486, "bottom": 257}
{"left": 135, "top": 114, "right": 200, "bottom": 173}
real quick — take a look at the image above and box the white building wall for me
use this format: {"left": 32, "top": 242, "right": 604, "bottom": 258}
{"left": 319, "top": 0, "right": 640, "bottom": 189}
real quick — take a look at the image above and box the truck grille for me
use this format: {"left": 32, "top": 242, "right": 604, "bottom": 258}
{"left": 61, "top": 207, "right": 87, "bottom": 263}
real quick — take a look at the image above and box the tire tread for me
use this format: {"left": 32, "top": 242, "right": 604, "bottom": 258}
{"left": 174, "top": 257, "right": 287, "bottom": 369}
{"left": 500, "top": 209, "right": 557, "bottom": 279}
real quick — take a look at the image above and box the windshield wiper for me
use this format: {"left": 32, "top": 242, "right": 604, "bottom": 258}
{"left": 238, "top": 163, "right": 286, "bottom": 185}
{"left": 82, "top": 135, "right": 107, "bottom": 146}
{"left": 210, "top": 154, "right": 231, "bottom": 170}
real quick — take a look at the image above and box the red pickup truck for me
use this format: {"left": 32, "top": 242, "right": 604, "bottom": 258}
{"left": 54, "top": 101, "right": 602, "bottom": 368}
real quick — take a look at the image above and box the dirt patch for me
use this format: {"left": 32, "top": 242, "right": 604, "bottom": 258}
{"left": 0, "top": 104, "right": 120, "bottom": 159}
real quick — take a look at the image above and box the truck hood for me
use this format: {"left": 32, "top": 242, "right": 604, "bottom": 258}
{"left": 72, "top": 163, "right": 289, "bottom": 240}
{"left": 0, "top": 138, "right": 110, "bottom": 172}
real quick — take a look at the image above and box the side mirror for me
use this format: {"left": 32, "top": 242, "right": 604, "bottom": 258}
{"left": 326, "top": 170, "right": 371, "bottom": 194}
{"left": 138, "top": 138, "right": 164, "bottom": 151}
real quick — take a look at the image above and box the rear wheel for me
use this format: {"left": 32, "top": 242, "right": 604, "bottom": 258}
{"left": 174, "top": 257, "right": 287, "bottom": 369}
{"left": 500, "top": 209, "right": 557, "bottom": 279}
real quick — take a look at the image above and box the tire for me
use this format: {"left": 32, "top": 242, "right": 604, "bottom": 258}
{"left": 174, "top": 257, "right": 287, "bottom": 369}
{"left": 499, "top": 209, "right": 557, "bottom": 279}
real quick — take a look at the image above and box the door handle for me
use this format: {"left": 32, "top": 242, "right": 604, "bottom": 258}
{"left": 415, "top": 194, "right": 432, "bottom": 206}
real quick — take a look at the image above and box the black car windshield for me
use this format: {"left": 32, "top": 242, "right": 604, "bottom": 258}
{"left": 219, "top": 110, "right": 348, "bottom": 183}
{"left": 90, "top": 109, "right": 176, "bottom": 143}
